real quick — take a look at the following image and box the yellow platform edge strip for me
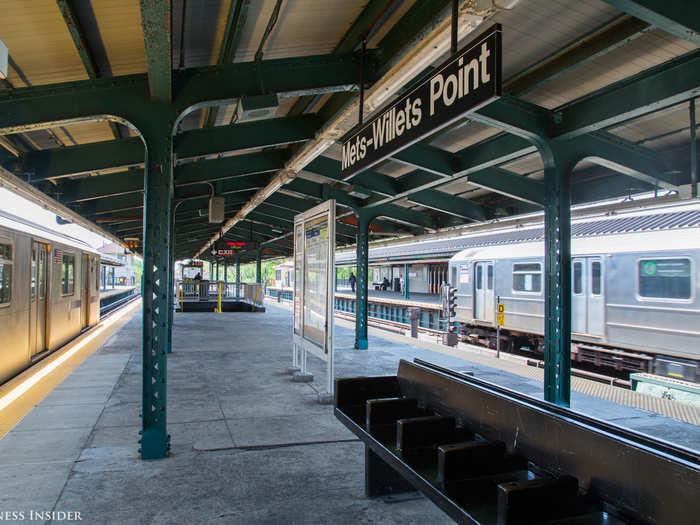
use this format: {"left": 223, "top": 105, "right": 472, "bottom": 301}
{"left": 0, "top": 298, "right": 141, "bottom": 438}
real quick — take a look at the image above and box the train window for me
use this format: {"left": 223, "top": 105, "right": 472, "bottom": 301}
{"left": 591, "top": 261, "right": 602, "bottom": 295}
{"left": 95, "top": 261, "right": 99, "bottom": 292}
{"left": 0, "top": 242, "right": 11, "bottom": 305}
{"left": 62, "top": 254, "right": 75, "bottom": 295}
{"left": 573, "top": 262, "right": 583, "bottom": 294}
{"left": 487, "top": 265, "right": 493, "bottom": 290}
{"left": 475, "top": 265, "right": 483, "bottom": 290}
{"left": 39, "top": 248, "right": 46, "bottom": 299}
{"left": 513, "top": 263, "right": 542, "bottom": 293}
{"left": 638, "top": 258, "right": 691, "bottom": 300}
{"left": 31, "top": 248, "right": 37, "bottom": 299}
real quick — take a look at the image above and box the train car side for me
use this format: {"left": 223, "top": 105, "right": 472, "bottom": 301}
{"left": 449, "top": 229, "right": 700, "bottom": 380}
{"left": 0, "top": 217, "right": 100, "bottom": 384}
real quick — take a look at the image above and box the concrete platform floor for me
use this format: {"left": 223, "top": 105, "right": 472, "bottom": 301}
{"left": 1, "top": 304, "right": 698, "bottom": 524}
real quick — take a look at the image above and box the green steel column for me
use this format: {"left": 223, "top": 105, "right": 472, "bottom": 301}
{"left": 334, "top": 267, "right": 338, "bottom": 292}
{"left": 216, "top": 260, "right": 220, "bottom": 281}
{"left": 355, "top": 211, "right": 370, "bottom": 349}
{"left": 543, "top": 153, "right": 572, "bottom": 407}
{"left": 224, "top": 259, "right": 228, "bottom": 283}
{"left": 140, "top": 119, "right": 173, "bottom": 459}
{"left": 256, "top": 246, "right": 262, "bottom": 283}
{"left": 167, "top": 201, "right": 174, "bottom": 354}
{"left": 235, "top": 253, "right": 241, "bottom": 297}
{"left": 404, "top": 263, "right": 409, "bottom": 300}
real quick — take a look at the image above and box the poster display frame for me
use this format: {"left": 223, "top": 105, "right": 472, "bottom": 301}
{"left": 292, "top": 200, "right": 335, "bottom": 396}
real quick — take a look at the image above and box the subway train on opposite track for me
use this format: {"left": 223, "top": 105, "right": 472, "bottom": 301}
{"left": 0, "top": 211, "right": 101, "bottom": 383}
{"left": 448, "top": 211, "right": 700, "bottom": 383}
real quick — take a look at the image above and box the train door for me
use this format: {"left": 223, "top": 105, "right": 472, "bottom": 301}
{"left": 473, "top": 261, "right": 495, "bottom": 322}
{"left": 571, "top": 257, "right": 604, "bottom": 336}
{"left": 81, "top": 253, "right": 90, "bottom": 329}
{"left": 29, "top": 242, "right": 48, "bottom": 356}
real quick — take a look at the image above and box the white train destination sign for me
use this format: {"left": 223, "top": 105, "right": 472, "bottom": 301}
{"left": 341, "top": 24, "right": 502, "bottom": 179}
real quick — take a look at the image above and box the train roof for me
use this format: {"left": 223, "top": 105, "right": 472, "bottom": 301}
{"left": 0, "top": 210, "right": 99, "bottom": 255}
{"left": 336, "top": 206, "right": 700, "bottom": 266}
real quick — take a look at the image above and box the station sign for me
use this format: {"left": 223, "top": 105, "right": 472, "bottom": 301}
{"left": 213, "top": 240, "right": 260, "bottom": 256}
{"left": 497, "top": 302, "right": 505, "bottom": 326}
{"left": 341, "top": 24, "right": 502, "bottom": 179}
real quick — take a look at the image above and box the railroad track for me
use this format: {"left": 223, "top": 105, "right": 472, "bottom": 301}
{"left": 100, "top": 292, "right": 140, "bottom": 317}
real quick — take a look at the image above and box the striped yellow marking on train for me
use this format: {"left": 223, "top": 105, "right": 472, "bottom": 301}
{"left": 0, "top": 298, "right": 141, "bottom": 438}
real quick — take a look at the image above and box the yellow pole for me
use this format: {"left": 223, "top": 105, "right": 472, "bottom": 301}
{"left": 216, "top": 282, "right": 222, "bottom": 313}
{"left": 177, "top": 283, "right": 183, "bottom": 313}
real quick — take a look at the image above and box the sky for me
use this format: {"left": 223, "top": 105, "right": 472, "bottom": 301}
{"left": 0, "top": 187, "right": 113, "bottom": 249}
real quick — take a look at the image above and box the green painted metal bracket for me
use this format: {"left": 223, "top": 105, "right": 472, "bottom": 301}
{"left": 467, "top": 168, "right": 545, "bottom": 206}
{"left": 13, "top": 124, "right": 293, "bottom": 181}
{"left": 174, "top": 151, "right": 287, "bottom": 184}
{"left": 0, "top": 53, "right": 369, "bottom": 136}
{"left": 577, "top": 131, "right": 676, "bottom": 188}
{"left": 390, "top": 143, "right": 458, "bottom": 177}
{"left": 14, "top": 137, "right": 144, "bottom": 181}
{"left": 407, "top": 190, "right": 486, "bottom": 221}
{"left": 174, "top": 115, "right": 320, "bottom": 159}
{"left": 471, "top": 95, "right": 558, "bottom": 147}
{"left": 602, "top": 0, "right": 700, "bottom": 44}
{"left": 174, "top": 173, "right": 270, "bottom": 200}
{"left": 61, "top": 169, "right": 144, "bottom": 202}
{"left": 140, "top": 0, "right": 172, "bottom": 102}
{"left": 174, "top": 51, "right": 377, "bottom": 115}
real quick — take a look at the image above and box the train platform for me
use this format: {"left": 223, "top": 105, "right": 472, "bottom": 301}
{"left": 335, "top": 287, "right": 442, "bottom": 306}
{"left": 1, "top": 303, "right": 698, "bottom": 524}
{"left": 99, "top": 286, "right": 136, "bottom": 300}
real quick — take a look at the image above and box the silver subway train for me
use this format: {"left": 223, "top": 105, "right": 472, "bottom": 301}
{"left": 0, "top": 211, "right": 101, "bottom": 383}
{"left": 448, "top": 221, "right": 700, "bottom": 382}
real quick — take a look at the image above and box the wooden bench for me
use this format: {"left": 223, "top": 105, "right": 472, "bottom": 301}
{"left": 334, "top": 359, "right": 700, "bottom": 524}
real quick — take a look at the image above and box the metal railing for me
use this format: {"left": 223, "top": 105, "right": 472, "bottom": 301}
{"left": 176, "top": 280, "right": 264, "bottom": 307}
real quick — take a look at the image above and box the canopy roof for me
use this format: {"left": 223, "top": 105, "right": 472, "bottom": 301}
{"left": 0, "top": 0, "right": 698, "bottom": 262}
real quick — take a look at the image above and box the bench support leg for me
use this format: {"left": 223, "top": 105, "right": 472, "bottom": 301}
{"left": 365, "top": 447, "right": 414, "bottom": 497}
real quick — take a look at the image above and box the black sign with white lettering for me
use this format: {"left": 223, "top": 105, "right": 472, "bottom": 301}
{"left": 341, "top": 24, "right": 501, "bottom": 179}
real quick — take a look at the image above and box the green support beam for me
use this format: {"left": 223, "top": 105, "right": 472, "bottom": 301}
{"left": 0, "top": 54, "right": 370, "bottom": 136}
{"left": 602, "top": 0, "right": 700, "bottom": 44}
{"left": 14, "top": 123, "right": 294, "bottom": 181}
{"left": 174, "top": 115, "right": 320, "bottom": 159}
{"left": 61, "top": 169, "right": 144, "bottom": 202}
{"left": 140, "top": 0, "right": 172, "bottom": 101}
{"left": 175, "top": 151, "right": 287, "bottom": 185}
{"left": 174, "top": 173, "right": 270, "bottom": 200}
{"left": 389, "top": 143, "right": 457, "bottom": 177}
{"left": 16, "top": 137, "right": 143, "bottom": 181}
{"left": 542, "top": 147, "right": 574, "bottom": 407}
{"left": 466, "top": 168, "right": 545, "bottom": 206}
{"left": 174, "top": 51, "right": 377, "bottom": 115}
{"left": 139, "top": 115, "right": 173, "bottom": 459}
{"left": 407, "top": 190, "right": 486, "bottom": 221}
{"left": 354, "top": 211, "right": 370, "bottom": 350}
{"left": 579, "top": 131, "right": 675, "bottom": 188}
